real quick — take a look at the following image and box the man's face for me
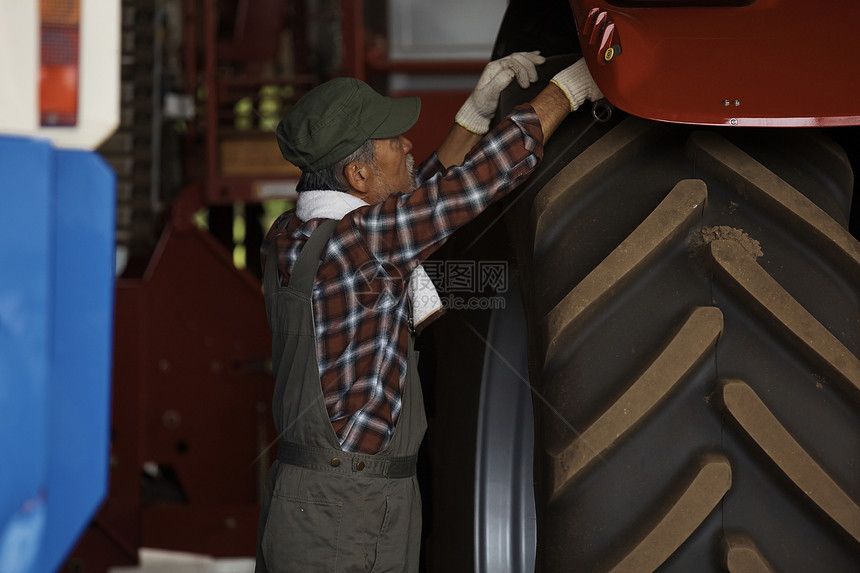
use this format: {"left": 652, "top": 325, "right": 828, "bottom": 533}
{"left": 366, "top": 135, "right": 416, "bottom": 203}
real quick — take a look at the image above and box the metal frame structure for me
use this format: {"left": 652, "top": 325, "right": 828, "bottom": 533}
{"left": 176, "top": 0, "right": 317, "bottom": 207}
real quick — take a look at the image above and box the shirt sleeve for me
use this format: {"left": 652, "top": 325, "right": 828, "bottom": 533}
{"left": 349, "top": 103, "right": 545, "bottom": 272}
{"left": 414, "top": 153, "right": 445, "bottom": 187}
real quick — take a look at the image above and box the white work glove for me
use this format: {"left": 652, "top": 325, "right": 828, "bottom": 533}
{"left": 550, "top": 58, "right": 604, "bottom": 112}
{"left": 455, "top": 51, "right": 546, "bottom": 134}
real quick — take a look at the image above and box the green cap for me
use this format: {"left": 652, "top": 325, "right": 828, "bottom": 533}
{"left": 276, "top": 78, "right": 421, "bottom": 172}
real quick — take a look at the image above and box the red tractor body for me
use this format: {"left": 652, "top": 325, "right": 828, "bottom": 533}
{"left": 571, "top": 0, "right": 860, "bottom": 126}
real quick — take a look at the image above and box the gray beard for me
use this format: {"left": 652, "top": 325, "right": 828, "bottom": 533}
{"left": 406, "top": 153, "right": 417, "bottom": 193}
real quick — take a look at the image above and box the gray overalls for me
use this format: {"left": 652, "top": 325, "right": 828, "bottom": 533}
{"left": 256, "top": 219, "right": 427, "bottom": 573}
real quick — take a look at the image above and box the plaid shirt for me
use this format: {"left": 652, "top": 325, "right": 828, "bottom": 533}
{"left": 263, "top": 103, "right": 544, "bottom": 454}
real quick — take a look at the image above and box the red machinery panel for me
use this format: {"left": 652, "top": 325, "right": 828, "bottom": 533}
{"left": 132, "top": 221, "right": 274, "bottom": 554}
{"left": 571, "top": 0, "right": 860, "bottom": 126}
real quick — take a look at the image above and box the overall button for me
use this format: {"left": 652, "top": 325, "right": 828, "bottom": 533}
{"left": 356, "top": 461, "right": 366, "bottom": 471}
{"left": 330, "top": 457, "right": 341, "bottom": 467}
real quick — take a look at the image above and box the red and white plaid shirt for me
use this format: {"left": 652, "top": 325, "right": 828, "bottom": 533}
{"left": 262, "top": 103, "right": 544, "bottom": 454}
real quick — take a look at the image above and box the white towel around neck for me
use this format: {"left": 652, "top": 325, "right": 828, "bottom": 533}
{"left": 296, "top": 190, "right": 443, "bottom": 328}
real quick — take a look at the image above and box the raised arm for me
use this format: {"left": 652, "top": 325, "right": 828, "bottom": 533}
{"left": 435, "top": 55, "right": 602, "bottom": 167}
{"left": 437, "top": 51, "right": 545, "bottom": 168}
{"left": 435, "top": 124, "right": 483, "bottom": 169}
{"left": 353, "top": 57, "right": 604, "bottom": 269}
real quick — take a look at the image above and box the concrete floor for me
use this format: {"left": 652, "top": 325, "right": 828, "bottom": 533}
{"left": 109, "top": 549, "right": 255, "bottom": 573}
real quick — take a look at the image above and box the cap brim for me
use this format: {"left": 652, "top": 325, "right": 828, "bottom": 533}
{"left": 370, "top": 96, "right": 421, "bottom": 139}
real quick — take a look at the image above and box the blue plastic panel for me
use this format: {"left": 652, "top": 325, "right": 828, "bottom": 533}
{"left": 0, "top": 136, "right": 52, "bottom": 572}
{"left": 0, "top": 137, "right": 115, "bottom": 573}
{"left": 35, "top": 148, "right": 116, "bottom": 573}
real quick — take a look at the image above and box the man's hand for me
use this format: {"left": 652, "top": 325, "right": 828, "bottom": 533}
{"left": 549, "top": 58, "right": 604, "bottom": 112}
{"left": 455, "top": 51, "right": 546, "bottom": 135}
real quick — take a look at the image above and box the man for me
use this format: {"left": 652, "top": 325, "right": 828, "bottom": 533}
{"left": 256, "top": 54, "right": 602, "bottom": 572}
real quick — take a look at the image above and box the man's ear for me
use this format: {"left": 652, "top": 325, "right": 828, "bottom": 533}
{"left": 343, "top": 161, "right": 371, "bottom": 196}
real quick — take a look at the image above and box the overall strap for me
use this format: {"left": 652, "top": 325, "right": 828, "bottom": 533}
{"left": 288, "top": 219, "right": 338, "bottom": 297}
{"left": 262, "top": 214, "right": 293, "bottom": 294}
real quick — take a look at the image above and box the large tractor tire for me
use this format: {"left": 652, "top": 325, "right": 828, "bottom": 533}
{"left": 495, "top": 57, "right": 860, "bottom": 572}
